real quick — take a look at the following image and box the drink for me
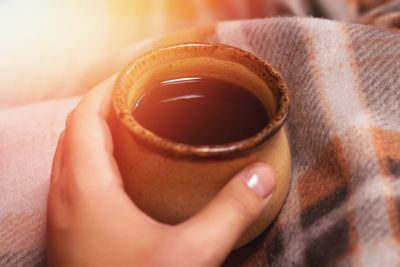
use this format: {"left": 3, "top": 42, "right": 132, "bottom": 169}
{"left": 133, "top": 77, "right": 269, "bottom": 145}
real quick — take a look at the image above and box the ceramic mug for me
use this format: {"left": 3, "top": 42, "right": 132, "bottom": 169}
{"left": 111, "top": 43, "right": 291, "bottom": 247}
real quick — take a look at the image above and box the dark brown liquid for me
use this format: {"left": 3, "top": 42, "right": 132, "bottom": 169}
{"left": 133, "top": 77, "right": 269, "bottom": 145}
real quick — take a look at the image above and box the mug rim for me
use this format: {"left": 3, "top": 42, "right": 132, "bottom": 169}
{"left": 112, "top": 42, "right": 290, "bottom": 160}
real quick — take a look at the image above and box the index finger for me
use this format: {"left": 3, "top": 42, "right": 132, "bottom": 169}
{"left": 59, "top": 75, "right": 123, "bottom": 189}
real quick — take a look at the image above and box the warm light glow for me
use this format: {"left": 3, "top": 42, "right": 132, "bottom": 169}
{"left": 0, "top": 0, "right": 267, "bottom": 107}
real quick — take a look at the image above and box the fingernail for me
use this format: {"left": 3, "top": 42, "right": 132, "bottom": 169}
{"left": 242, "top": 163, "right": 276, "bottom": 199}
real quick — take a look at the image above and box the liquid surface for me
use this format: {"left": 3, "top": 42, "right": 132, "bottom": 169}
{"left": 133, "top": 77, "right": 269, "bottom": 145}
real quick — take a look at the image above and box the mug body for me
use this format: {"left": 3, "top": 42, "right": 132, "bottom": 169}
{"left": 112, "top": 43, "right": 291, "bottom": 246}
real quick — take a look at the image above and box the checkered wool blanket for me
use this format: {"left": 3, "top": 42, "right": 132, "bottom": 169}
{"left": 1, "top": 0, "right": 400, "bottom": 266}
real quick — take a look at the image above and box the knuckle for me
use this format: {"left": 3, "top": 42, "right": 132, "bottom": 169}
{"left": 65, "top": 110, "right": 75, "bottom": 128}
{"left": 47, "top": 176, "right": 90, "bottom": 231}
{"left": 53, "top": 170, "right": 87, "bottom": 209}
{"left": 61, "top": 173, "right": 86, "bottom": 203}
{"left": 223, "top": 185, "right": 262, "bottom": 220}
{"left": 65, "top": 108, "right": 84, "bottom": 131}
{"left": 167, "top": 230, "right": 218, "bottom": 266}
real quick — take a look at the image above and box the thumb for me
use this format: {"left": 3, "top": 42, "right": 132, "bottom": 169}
{"left": 178, "top": 163, "right": 276, "bottom": 262}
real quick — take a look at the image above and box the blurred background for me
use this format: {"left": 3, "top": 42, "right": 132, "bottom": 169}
{"left": 0, "top": 0, "right": 386, "bottom": 108}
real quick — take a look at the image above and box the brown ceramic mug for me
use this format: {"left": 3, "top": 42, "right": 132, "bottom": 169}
{"left": 111, "top": 43, "right": 291, "bottom": 247}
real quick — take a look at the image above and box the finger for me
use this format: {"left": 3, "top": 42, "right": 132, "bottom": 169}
{"left": 62, "top": 75, "right": 123, "bottom": 189}
{"left": 54, "top": 75, "right": 160, "bottom": 226}
{"left": 48, "top": 78, "right": 162, "bottom": 239}
{"left": 49, "top": 131, "right": 65, "bottom": 189}
{"left": 179, "top": 163, "right": 276, "bottom": 261}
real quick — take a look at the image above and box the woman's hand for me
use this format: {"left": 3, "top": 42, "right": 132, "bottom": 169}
{"left": 47, "top": 77, "right": 276, "bottom": 267}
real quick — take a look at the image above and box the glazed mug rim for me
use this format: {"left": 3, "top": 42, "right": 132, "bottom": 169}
{"left": 112, "top": 42, "right": 290, "bottom": 160}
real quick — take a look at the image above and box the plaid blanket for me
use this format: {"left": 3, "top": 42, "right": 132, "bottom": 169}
{"left": 1, "top": 0, "right": 400, "bottom": 266}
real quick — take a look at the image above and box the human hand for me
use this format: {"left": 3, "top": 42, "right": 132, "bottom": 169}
{"left": 47, "top": 77, "right": 276, "bottom": 267}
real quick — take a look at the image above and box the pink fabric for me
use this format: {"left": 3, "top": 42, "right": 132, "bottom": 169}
{"left": 0, "top": 98, "right": 79, "bottom": 265}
